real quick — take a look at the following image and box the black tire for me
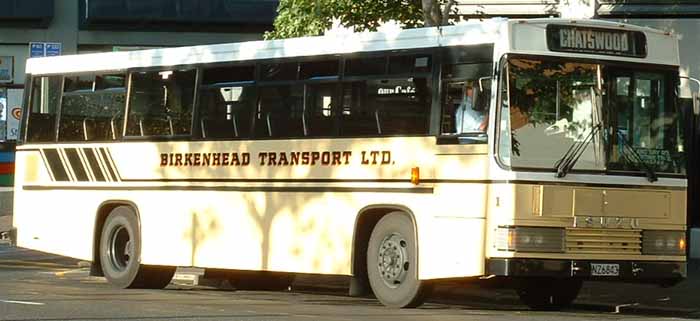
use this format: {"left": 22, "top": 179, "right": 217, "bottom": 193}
{"left": 228, "top": 271, "right": 294, "bottom": 291}
{"left": 99, "top": 206, "right": 175, "bottom": 289}
{"left": 367, "top": 212, "right": 430, "bottom": 308}
{"left": 515, "top": 277, "right": 583, "bottom": 311}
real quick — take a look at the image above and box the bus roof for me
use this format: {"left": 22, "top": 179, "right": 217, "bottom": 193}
{"left": 26, "top": 18, "right": 678, "bottom": 76}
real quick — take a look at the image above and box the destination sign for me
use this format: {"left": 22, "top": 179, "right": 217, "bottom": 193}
{"left": 546, "top": 25, "right": 647, "bottom": 58}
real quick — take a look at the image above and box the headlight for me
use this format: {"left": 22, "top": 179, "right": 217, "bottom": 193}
{"left": 496, "top": 227, "right": 565, "bottom": 253}
{"left": 642, "top": 230, "right": 686, "bottom": 256}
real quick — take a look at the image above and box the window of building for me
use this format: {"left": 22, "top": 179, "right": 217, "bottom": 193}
{"left": 58, "top": 74, "right": 126, "bottom": 142}
{"left": 26, "top": 76, "right": 62, "bottom": 142}
{"left": 126, "top": 69, "right": 196, "bottom": 136}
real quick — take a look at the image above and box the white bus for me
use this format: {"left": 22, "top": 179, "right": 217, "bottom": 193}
{"left": 12, "top": 18, "right": 689, "bottom": 309}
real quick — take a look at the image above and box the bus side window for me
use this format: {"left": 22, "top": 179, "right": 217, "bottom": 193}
{"left": 255, "top": 85, "right": 305, "bottom": 138}
{"left": 339, "top": 54, "right": 432, "bottom": 137}
{"left": 58, "top": 74, "right": 126, "bottom": 142}
{"left": 26, "top": 76, "right": 62, "bottom": 143}
{"left": 126, "top": 69, "right": 196, "bottom": 137}
{"left": 304, "top": 83, "right": 338, "bottom": 137}
{"left": 198, "top": 65, "right": 256, "bottom": 139}
{"left": 440, "top": 63, "right": 492, "bottom": 141}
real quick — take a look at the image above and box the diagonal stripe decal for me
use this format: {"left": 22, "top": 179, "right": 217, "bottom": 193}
{"left": 99, "top": 147, "right": 121, "bottom": 182}
{"left": 64, "top": 148, "right": 89, "bottom": 182}
{"left": 83, "top": 148, "right": 106, "bottom": 182}
{"left": 43, "top": 149, "right": 70, "bottom": 182}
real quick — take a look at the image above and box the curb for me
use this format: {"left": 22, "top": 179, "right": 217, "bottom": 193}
{"left": 171, "top": 272, "right": 200, "bottom": 286}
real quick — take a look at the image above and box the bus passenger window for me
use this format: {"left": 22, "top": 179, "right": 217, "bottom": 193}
{"left": 59, "top": 74, "right": 126, "bottom": 142}
{"left": 340, "top": 77, "right": 431, "bottom": 136}
{"left": 440, "top": 63, "right": 492, "bottom": 142}
{"left": 127, "top": 69, "right": 196, "bottom": 136}
{"left": 198, "top": 65, "right": 256, "bottom": 139}
{"left": 345, "top": 56, "right": 386, "bottom": 76}
{"left": 255, "top": 85, "right": 305, "bottom": 138}
{"left": 300, "top": 60, "right": 339, "bottom": 80}
{"left": 26, "top": 76, "right": 62, "bottom": 143}
{"left": 199, "top": 86, "right": 255, "bottom": 139}
{"left": 305, "top": 83, "right": 338, "bottom": 137}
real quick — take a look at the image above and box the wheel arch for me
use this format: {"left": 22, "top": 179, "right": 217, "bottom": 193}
{"left": 350, "top": 204, "right": 419, "bottom": 293}
{"left": 90, "top": 200, "right": 141, "bottom": 277}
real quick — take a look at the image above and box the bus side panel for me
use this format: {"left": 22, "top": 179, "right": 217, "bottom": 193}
{"left": 13, "top": 151, "right": 95, "bottom": 260}
{"left": 136, "top": 190, "right": 358, "bottom": 273}
{"left": 414, "top": 171, "right": 490, "bottom": 279}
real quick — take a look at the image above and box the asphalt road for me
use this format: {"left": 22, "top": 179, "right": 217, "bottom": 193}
{"left": 0, "top": 244, "right": 696, "bottom": 321}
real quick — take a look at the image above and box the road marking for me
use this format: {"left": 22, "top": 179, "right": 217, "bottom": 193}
{"left": 0, "top": 300, "right": 45, "bottom": 306}
{"left": 52, "top": 267, "right": 89, "bottom": 277}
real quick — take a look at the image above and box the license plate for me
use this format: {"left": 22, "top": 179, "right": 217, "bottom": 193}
{"left": 591, "top": 263, "right": 620, "bottom": 276}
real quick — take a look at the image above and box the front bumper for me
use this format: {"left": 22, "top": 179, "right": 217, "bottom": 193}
{"left": 487, "top": 258, "right": 686, "bottom": 285}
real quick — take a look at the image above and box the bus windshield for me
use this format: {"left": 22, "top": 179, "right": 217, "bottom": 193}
{"left": 498, "top": 57, "right": 686, "bottom": 176}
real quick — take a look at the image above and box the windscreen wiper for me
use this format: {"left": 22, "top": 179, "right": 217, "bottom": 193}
{"left": 554, "top": 123, "right": 602, "bottom": 178}
{"left": 614, "top": 129, "right": 658, "bottom": 183}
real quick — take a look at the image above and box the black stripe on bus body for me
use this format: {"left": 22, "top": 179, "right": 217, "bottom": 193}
{"left": 64, "top": 148, "right": 89, "bottom": 182}
{"left": 121, "top": 178, "right": 413, "bottom": 183}
{"left": 120, "top": 178, "right": 685, "bottom": 190}
{"left": 425, "top": 179, "right": 686, "bottom": 191}
{"left": 83, "top": 148, "right": 106, "bottom": 182}
{"left": 99, "top": 148, "right": 119, "bottom": 182}
{"left": 43, "top": 149, "right": 70, "bottom": 182}
{"left": 21, "top": 185, "right": 434, "bottom": 194}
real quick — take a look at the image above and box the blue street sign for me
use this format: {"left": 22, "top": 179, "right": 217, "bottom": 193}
{"left": 29, "top": 42, "right": 62, "bottom": 58}
{"left": 29, "top": 43, "right": 45, "bottom": 58}
{"left": 45, "top": 43, "right": 62, "bottom": 57}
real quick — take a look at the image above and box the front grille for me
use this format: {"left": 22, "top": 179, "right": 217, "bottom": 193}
{"left": 566, "top": 228, "right": 642, "bottom": 255}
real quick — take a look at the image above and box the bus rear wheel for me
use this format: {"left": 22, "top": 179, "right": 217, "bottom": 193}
{"left": 99, "top": 206, "right": 175, "bottom": 289}
{"left": 367, "top": 212, "right": 430, "bottom": 308}
{"left": 515, "top": 277, "right": 583, "bottom": 310}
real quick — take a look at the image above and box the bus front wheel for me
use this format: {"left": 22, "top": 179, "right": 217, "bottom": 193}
{"left": 367, "top": 212, "right": 430, "bottom": 308}
{"left": 99, "top": 206, "right": 175, "bottom": 289}
{"left": 515, "top": 277, "right": 582, "bottom": 310}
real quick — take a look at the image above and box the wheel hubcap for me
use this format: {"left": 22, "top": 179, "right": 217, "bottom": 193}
{"left": 377, "top": 233, "right": 409, "bottom": 289}
{"left": 109, "top": 226, "right": 132, "bottom": 271}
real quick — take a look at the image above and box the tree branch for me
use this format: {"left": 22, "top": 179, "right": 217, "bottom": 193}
{"left": 421, "top": 0, "right": 436, "bottom": 26}
{"left": 441, "top": 0, "right": 456, "bottom": 25}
